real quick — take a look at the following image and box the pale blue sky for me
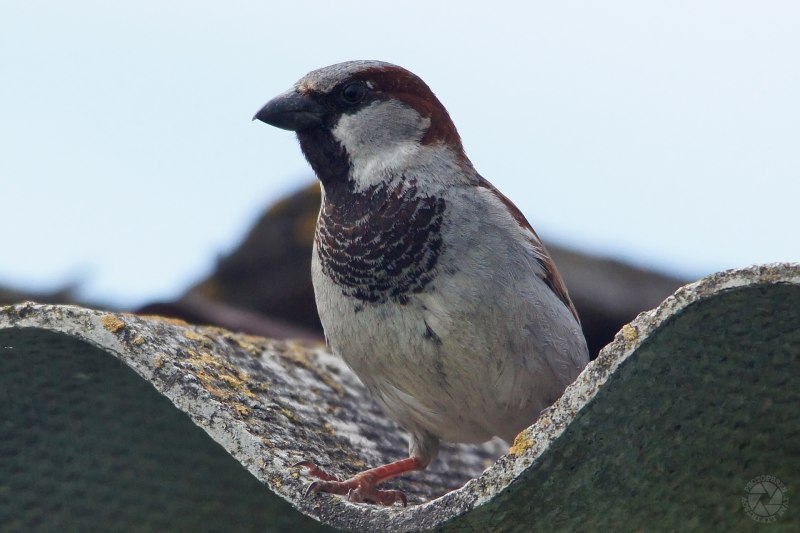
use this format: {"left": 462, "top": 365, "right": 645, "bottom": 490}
{"left": 2, "top": 1, "right": 798, "bottom": 307}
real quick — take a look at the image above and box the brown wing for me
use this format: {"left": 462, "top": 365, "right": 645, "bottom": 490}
{"left": 476, "top": 176, "right": 581, "bottom": 324}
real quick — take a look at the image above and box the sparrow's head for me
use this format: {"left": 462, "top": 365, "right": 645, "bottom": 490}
{"left": 254, "top": 61, "right": 470, "bottom": 190}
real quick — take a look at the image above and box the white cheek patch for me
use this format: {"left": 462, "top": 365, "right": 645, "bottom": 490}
{"left": 332, "top": 100, "right": 431, "bottom": 191}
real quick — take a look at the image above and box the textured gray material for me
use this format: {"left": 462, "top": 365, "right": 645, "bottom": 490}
{"left": 0, "top": 263, "right": 798, "bottom": 531}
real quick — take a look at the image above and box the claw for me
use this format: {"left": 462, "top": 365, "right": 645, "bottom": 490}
{"left": 346, "top": 488, "right": 362, "bottom": 503}
{"left": 304, "top": 481, "right": 323, "bottom": 498}
{"left": 393, "top": 490, "right": 408, "bottom": 507}
{"left": 293, "top": 460, "right": 340, "bottom": 481}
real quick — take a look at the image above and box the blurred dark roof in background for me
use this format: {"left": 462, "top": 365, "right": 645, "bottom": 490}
{"left": 2, "top": 181, "right": 686, "bottom": 359}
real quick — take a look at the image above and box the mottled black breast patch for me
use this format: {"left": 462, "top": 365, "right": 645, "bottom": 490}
{"left": 315, "top": 180, "right": 445, "bottom": 304}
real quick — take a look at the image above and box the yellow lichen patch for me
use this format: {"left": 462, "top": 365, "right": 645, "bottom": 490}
{"left": 183, "top": 329, "right": 211, "bottom": 345}
{"left": 197, "top": 325, "right": 236, "bottom": 342}
{"left": 323, "top": 422, "right": 336, "bottom": 436}
{"left": 185, "top": 350, "right": 259, "bottom": 401}
{"left": 279, "top": 407, "right": 299, "bottom": 423}
{"left": 290, "top": 470, "right": 300, "bottom": 479}
{"left": 153, "top": 354, "right": 166, "bottom": 369}
{"left": 621, "top": 324, "right": 639, "bottom": 345}
{"left": 132, "top": 335, "right": 145, "bottom": 346}
{"left": 252, "top": 382, "right": 270, "bottom": 393}
{"left": 234, "top": 404, "right": 252, "bottom": 418}
{"left": 319, "top": 374, "right": 345, "bottom": 396}
{"left": 139, "top": 315, "right": 190, "bottom": 327}
{"left": 232, "top": 334, "right": 266, "bottom": 357}
{"left": 195, "top": 369, "right": 228, "bottom": 399}
{"left": 221, "top": 370, "right": 251, "bottom": 391}
{"left": 101, "top": 314, "right": 126, "bottom": 333}
{"left": 509, "top": 430, "right": 535, "bottom": 457}
{"left": 271, "top": 475, "right": 284, "bottom": 488}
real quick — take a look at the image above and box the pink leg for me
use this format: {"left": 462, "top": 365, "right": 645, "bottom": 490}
{"left": 294, "top": 456, "right": 424, "bottom": 506}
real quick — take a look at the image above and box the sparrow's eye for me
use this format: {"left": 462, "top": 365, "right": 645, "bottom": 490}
{"left": 340, "top": 81, "right": 367, "bottom": 105}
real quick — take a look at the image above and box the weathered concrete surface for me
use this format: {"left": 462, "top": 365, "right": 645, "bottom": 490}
{"left": 1, "top": 263, "right": 798, "bottom": 531}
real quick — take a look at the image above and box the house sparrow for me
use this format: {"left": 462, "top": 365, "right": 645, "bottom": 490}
{"left": 254, "top": 61, "right": 589, "bottom": 506}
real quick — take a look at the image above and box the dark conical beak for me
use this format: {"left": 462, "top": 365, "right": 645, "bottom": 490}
{"left": 252, "top": 89, "right": 325, "bottom": 131}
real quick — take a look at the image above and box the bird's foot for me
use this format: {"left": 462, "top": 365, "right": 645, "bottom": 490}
{"left": 294, "top": 457, "right": 423, "bottom": 507}
{"left": 307, "top": 475, "right": 407, "bottom": 506}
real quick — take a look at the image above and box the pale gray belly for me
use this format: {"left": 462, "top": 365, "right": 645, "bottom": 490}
{"left": 312, "top": 253, "right": 575, "bottom": 445}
